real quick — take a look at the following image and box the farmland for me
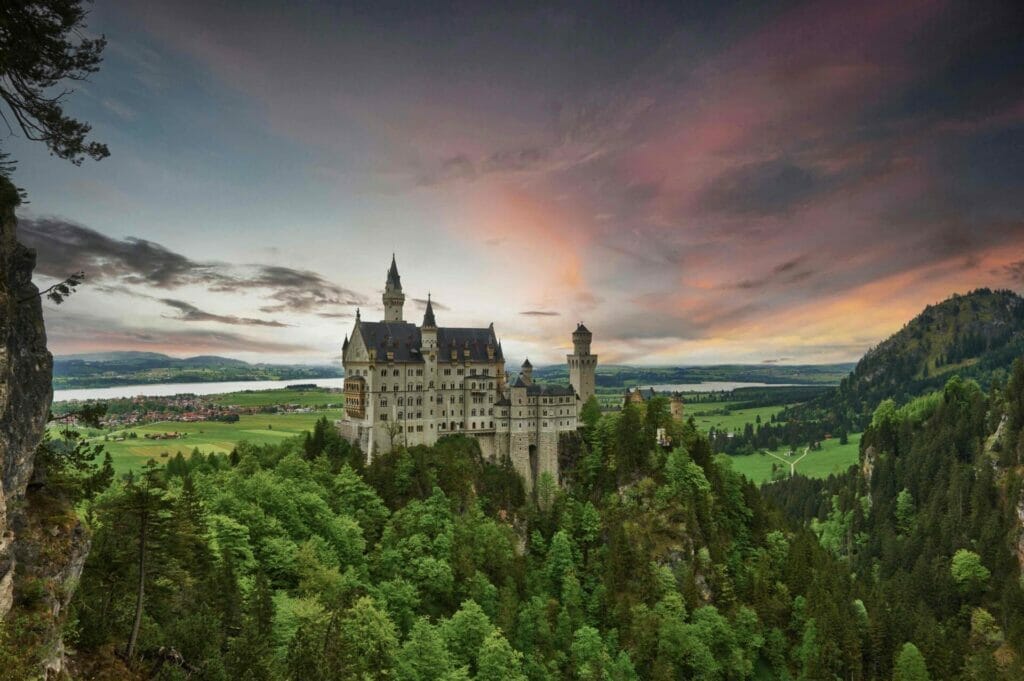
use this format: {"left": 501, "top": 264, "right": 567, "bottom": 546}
{"left": 87, "top": 410, "right": 342, "bottom": 475}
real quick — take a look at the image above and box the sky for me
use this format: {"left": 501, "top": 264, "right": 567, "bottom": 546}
{"left": 7, "top": 0, "right": 1024, "bottom": 366}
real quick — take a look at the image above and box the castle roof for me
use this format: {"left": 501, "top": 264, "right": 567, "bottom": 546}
{"left": 521, "top": 358, "right": 532, "bottom": 368}
{"left": 574, "top": 322, "right": 591, "bottom": 335}
{"left": 353, "top": 320, "right": 502, "bottom": 363}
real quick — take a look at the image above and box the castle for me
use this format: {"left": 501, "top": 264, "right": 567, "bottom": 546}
{"left": 338, "top": 256, "right": 597, "bottom": 489}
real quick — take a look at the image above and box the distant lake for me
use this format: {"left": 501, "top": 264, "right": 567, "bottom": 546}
{"left": 52, "top": 378, "right": 811, "bottom": 403}
{"left": 53, "top": 377, "right": 349, "bottom": 403}
{"left": 644, "top": 382, "right": 808, "bottom": 393}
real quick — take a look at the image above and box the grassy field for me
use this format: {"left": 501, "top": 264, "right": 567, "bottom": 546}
{"left": 89, "top": 410, "right": 342, "bottom": 475}
{"left": 688, "top": 402, "right": 789, "bottom": 433}
{"left": 726, "top": 432, "right": 862, "bottom": 484}
{"left": 208, "top": 387, "right": 343, "bottom": 408}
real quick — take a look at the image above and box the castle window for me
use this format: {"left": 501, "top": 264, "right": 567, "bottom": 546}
{"left": 417, "top": 425, "right": 423, "bottom": 432}
{"left": 380, "top": 369, "right": 386, "bottom": 377}
{"left": 380, "top": 398, "right": 388, "bottom": 407}
{"left": 393, "top": 369, "right": 399, "bottom": 376}
{"left": 444, "top": 368, "right": 451, "bottom": 376}
{"left": 397, "top": 412, "right": 403, "bottom": 419}
{"left": 490, "top": 421, "right": 494, "bottom": 428}
{"left": 457, "top": 369, "right": 464, "bottom": 375}
{"left": 380, "top": 413, "right": 388, "bottom": 421}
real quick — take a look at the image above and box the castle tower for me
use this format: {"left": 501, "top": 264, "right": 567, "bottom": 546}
{"left": 421, "top": 293, "right": 437, "bottom": 349}
{"left": 383, "top": 254, "right": 405, "bottom": 321}
{"left": 568, "top": 322, "right": 596, "bottom": 407}
{"left": 520, "top": 358, "right": 533, "bottom": 385}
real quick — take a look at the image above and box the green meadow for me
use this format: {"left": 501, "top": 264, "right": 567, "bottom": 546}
{"left": 687, "top": 401, "right": 789, "bottom": 433}
{"left": 725, "top": 432, "right": 863, "bottom": 484}
{"left": 208, "top": 387, "right": 343, "bottom": 408}
{"left": 91, "top": 410, "right": 342, "bottom": 475}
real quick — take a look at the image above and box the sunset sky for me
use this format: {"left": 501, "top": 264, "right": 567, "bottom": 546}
{"left": 9, "top": 0, "right": 1024, "bottom": 366}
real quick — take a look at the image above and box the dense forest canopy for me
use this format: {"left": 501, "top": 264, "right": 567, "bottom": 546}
{"left": 3, "top": 353, "right": 1022, "bottom": 679}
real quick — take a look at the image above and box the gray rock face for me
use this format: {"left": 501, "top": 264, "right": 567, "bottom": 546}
{"left": 0, "top": 179, "right": 88, "bottom": 677}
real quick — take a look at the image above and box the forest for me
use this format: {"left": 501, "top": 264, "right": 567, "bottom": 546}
{"left": 4, "top": 358, "right": 1023, "bottom": 679}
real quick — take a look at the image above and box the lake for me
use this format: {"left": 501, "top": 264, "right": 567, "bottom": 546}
{"left": 53, "top": 377, "right": 348, "bottom": 403}
{"left": 644, "top": 382, "right": 806, "bottom": 392}
{"left": 53, "top": 378, "right": 808, "bottom": 403}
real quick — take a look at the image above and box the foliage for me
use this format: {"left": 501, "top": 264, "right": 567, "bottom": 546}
{"left": 0, "top": 0, "right": 109, "bottom": 177}
{"left": 66, "top": 363, "right": 1024, "bottom": 680}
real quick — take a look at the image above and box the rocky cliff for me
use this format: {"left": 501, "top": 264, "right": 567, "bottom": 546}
{"left": 0, "top": 177, "right": 89, "bottom": 677}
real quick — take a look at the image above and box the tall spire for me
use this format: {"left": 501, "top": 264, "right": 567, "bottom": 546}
{"left": 423, "top": 292, "right": 437, "bottom": 328}
{"left": 386, "top": 253, "right": 402, "bottom": 291}
{"left": 383, "top": 255, "right": 405, "bottom": 321}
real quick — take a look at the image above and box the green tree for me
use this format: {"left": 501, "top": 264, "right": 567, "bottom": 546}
{"left": 335, "top": 596, "right": 399, "bottom": 680}
{"left": 442, "top": 600, "right": 495, "bottom": 674}
{"left": 0, "top": 0, "right": 109, "bottom": 174}
{"left": 893, "top": 642, "right": 931, "bottom": 681}
{"left": 951, "top": 549, "right": 990, "bottom": 595}
{"left": 476, "top": 630, "right": 527, "bottom": 681}
{"left": 109, "top": 461, "right": 175, "bottom": 658}
{"left": 580, "top": 396, "right": 602, "bottom": 433}
{"left": 396, "top": 618, "right": 452, "bottom": 681}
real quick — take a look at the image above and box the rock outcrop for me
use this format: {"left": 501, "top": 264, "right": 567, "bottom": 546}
{"left": 0, "top": 177, "right": 89, "bottom": 677}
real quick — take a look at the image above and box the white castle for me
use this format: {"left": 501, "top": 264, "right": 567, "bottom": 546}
{"left": 338, "top": 256, "right": 597, "bottom": 489}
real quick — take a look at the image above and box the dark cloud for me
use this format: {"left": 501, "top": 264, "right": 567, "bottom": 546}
{"left": 520, "top": 310, "right": 561, "bottom": 317}
{"left": 412, "top": 297, "right": 450, "bottom": 311}
{"left": 20, "top": 217, "right": 231, "bottom": 288}
{"left": 699, "top": 159, "right": 830, "bottom": 217}
{"left": 22, "top": 217, "right": 366, "bottom": 314}
{"left": 44, "top": 311, "right": 314, "bottom": 356}
{"left": 418, "top": 147, "right": 550, "bottom": 186}
{"left": 159, "top": 298, "right": 287, "bottom": 327}
{"left": 1002, "top": 260, "right": 1024, "bottom": 284}
{"left": 736, "top": 256, "right": 817, "bottom": 290}
{"left": 316, "top": 312, "right": 354, "bottom": 319}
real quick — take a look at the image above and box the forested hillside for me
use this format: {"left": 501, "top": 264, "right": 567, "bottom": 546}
{"left": 53, "top": 352, "right": 342, "bottom": 389}
{"left": 765, "top": 359, "right": 1024, "bottom": 679}
{"left": 2, "top": 373, "right": 1012, "bottom": 680}
{"left": 790, "top": 289, "right": 1024, "bottom": 430}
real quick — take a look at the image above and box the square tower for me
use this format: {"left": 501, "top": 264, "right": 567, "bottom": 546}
{"left": 567, "top": 323, "right": 597, "bottom": 407}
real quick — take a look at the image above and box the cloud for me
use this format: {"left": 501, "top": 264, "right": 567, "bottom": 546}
{"left": 1002, "top": 260, "right": 1024, "bottom": 284}
{"left": 44, "top": 310, "right": 314, "bottom": 356}
{"left": 735, "top": 256, "right": 817, "bottom": 290}
{"left": 412, "top": 297, "right": 450, "bottom": 310}
{"left": 520, "top": 310, "right": 561, "bottom": 317}
{"left": 159, "top": 298, "right": 287, "bottom": 327}
{"left": 21, "top": 217, "right": 367, "bottom": 314}
{"left": 699, "top": 159, "right": 828, "bottom": 217}
{"left": 21, "top": 217, "right": 231, "bottom": 288}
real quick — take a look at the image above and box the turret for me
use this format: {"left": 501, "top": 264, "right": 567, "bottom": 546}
{"left": 572, "top": 322, "right": 592, "bottom": 354}
{"left": 520, "top": 358, "right": 533, "bottom": 385}
{"left": 421, "top": 293, "right": 437, "bottom": 350}
{"left": 383, "top": 254, "right": 405, "bottom": 321}
{"left": 568, "top": 322, "right": 597, "bottom": 408}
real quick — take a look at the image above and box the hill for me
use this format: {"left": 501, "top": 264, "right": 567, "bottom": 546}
{"left": 52, "top": 351, "right": 342, "bottom": 389}
{"left": 792, "top": 288, "right": 1024, "bottom": 429}
{"left": 533, "top": 363, "right": 854, "bottom": 388}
